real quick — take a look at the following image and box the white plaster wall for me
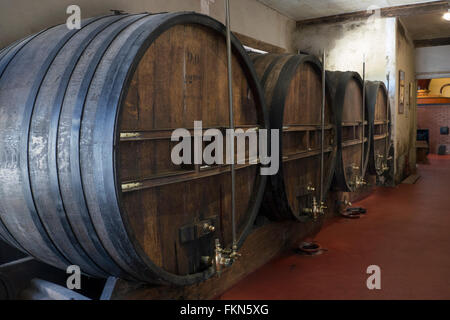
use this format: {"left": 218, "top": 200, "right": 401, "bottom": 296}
{"left": 295, "top": 17, "right": 396, "bottom": 83}
{"left": 0, "top": 0, "right": 296, "bottom": 52}
{"left": 294, "top": 17, "right": 411, "bottom": 179}
{"left": 395, "top": 21, "right": 417, "bottom": 181}
{"left": 295, "top": 16, "right": 418, "bottom": 182}
{"left": 257, "top": 0, "right": 437, "bottom": 21}
{"left": 416, "top": 45, "right": 450, "bottom": 79}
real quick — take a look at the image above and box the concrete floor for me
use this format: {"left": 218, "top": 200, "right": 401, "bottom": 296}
{"left": 220, "top": 154, "right": 450, "bottom": 300}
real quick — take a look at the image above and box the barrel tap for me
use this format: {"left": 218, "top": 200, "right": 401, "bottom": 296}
{"left": 376, "top": 154, "right": 390, "bottom": 173}
{"left": 213, "top": 239, "right": 241, "bottom": 276}
{"left": 337, "top": 199, "right": 352, "bottom": 208}
{"left": 350, "top": 164, "right": 366, "bottom": 188}
{"left": 302, "top": 186, "right": 327, "bottom": 221}
{"left": 355, "top": 176, "right": 367, "bottom": 188}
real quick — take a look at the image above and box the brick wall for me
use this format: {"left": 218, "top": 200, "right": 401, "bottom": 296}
{"left": 417, "top": 105, "right": 450, "bottom": 154}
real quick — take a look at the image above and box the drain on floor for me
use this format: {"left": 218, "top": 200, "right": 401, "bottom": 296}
{"left": 341, "top": 207, "right": 367, "bottom": 219}
{"left": 402, "top": 174, "right": 421, "bottom": 184}
{"left": 295, "top": 242, "right": 326, "bottom": 256}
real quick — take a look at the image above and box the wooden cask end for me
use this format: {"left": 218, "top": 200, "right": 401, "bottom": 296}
{"left": 252, "top": 54, "right": 337, "bottom": 221}
{"left": 327, "top": 71, "right": 371, "bottom": 192}
{"left": 365, "top": 81, "right": 392, "bottom": 177}
{"left": 0, "top": 13, "right": 268, "bottom": 285}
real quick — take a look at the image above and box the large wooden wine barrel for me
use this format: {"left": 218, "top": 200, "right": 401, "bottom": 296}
{"left": 0, "top": 13, "right": 268, "bottom": 285}
{"left": 252, "top": 54, "right": 336, "bottom": 221}
{"left": 327, "top": 71, "right": 371, "bottom": 192}
{"left": 365, "top": 81, "right": 392, "bottom": 176}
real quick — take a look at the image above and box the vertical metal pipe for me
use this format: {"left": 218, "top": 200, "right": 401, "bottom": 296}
{"left": 361, "top": 56, "right": 366, "bottom": 180}
{"left": 320, "top": 50, "right": 326, "bottom": 203}
{"left": 225, "top": 0, "right": 237, "bottom": 249}
{"left": 386, "top": 73, "right": 390, "bottom": 159}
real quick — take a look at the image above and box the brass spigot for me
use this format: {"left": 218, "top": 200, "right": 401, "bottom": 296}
{"left": 348, "top": 164, "right": 365, "bottom": 188}
{"left": 337, "top": 198, "right": 352, "bottom": 215}
{"left": 213, "top": 239, "right": 240, "bottom": 277}
{"left": 303, "top": 196, "right": 327, "bottom": 221}
{"left": 376, "top": 154, "right": 385, "bottom": 172}
{"left": 230, "top": 243, "right": 241, "bottom": 260}
{"left": 355, "top": 176, "right": 367, "bottom": 187}
{"left": 376, "top": 154, "right": 390, "bottom": 173}
{"left": 203, "top": 223, "right": 216, "bottom": 232}
{"left": 348, "top": 162, "right": 366, "bottom": 188}
{"left": 340, "top": 199, "right": 352, "bottom": 207}
{"left": 320, "top": 201, "right": 328, "bottom": 215}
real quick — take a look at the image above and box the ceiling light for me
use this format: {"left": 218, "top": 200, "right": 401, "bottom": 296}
{"left": 444, "top": 10, "right": 450, "bottom": 21}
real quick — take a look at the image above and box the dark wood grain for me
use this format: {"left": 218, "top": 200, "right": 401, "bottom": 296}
{"left": 252, "top": 54, "right": 337, "bottom": 220}
{"left": 118, "top": 24, "right": 262, "bottom": 276}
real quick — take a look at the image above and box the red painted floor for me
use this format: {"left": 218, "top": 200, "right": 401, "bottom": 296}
{"left": 220, "top": 154, "right": 450, "bottom": 300}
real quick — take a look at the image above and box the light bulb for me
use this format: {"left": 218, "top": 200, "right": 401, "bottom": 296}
{"left": 444, "top": 10, "right": 450, "bottom": 21}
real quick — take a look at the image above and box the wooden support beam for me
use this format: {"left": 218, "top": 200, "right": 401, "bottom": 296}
{"left": 296, "top": 1, "right": 449, "bottom": 26}
{"left": 342, "top": 138, "right": 369, "bottom": 148}
{"left": 414, "top": 37, "right": 450, "bottom": 47}
{"left": 233, "top": 31, "right": 287, "bottom": 54}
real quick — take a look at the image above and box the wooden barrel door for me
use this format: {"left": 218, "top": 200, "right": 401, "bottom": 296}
{"left": 366, "top": 81, "right": 392, "bottom": 177}
{"left": 252, "top": 54, "right": 336, "bottom": 221}
{"left": 0, "top": 13, "right": 267, "bottom": 285}
{"left": 327, "top": 71, "right": 371, "bottom": 192}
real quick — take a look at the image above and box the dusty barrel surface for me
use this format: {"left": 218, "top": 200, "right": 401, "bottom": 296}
{"left": 365, "top": 81, "right": 392, "bottom": 177}
{"left": 252, "top": 54, "right": 337, "bottom": 221}
{"left": 0, "top": 13, "right": 268, "bottom": 285}
{"left": 327, "top": 71, "right": 371, "bottom": 192}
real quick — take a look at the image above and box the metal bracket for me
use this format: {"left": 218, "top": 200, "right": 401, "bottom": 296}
{"left": 348, "top": 164, "right": 366, "bottom": 189}
{"left": 179, "top": 217, "right": 217, "bottom": 244}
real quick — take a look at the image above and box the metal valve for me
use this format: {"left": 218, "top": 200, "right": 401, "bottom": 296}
{"left": 230, "top": 244, "right": 241, "bottom": 260}
{"left": 302, "top": 196, "right": 327, "bottom": 221}
{"left": 339, "top": 199, "right": 352, "bottom": 207}
{"left": 376, "top": 154, "right": 384, "bottom": 172}
{"left": 213, "top": 239, "right": 241, "bottom": 276}
{"left": 348, "top": 163, "right": 365, "bottom": 189}
{"left": 376, "top": 154, "right": 390, "bottom": 174}
{"left": 355, "top": 176, "right": 367, "bottom": 187}
{"left": 203, "top": 223, "right": 216, "bottom": 232}
{"left": 348, "top": 162, "right": 366, "bottom": 189}
{"left": 349, "top": 174, "right": 363, "bottom": 188}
